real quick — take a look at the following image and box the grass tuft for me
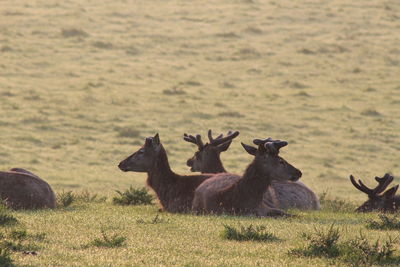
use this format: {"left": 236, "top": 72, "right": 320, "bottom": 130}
{"left": 56, "top": 191, "right": 75, "bottom": 208}
{"left": 290, "top": 225, "right": 400, "bottom": 265}
{"left": 366, "top": 214, "right": 400, "bottom": 230}
{"left": 136, "top": 215, "right": 166, "bottom": 224}
{"left": 290, "top": 224, "right": 340, "bottom": 258}
{"left": 319, "top": 191, "right": 356, "bottom": 212}
{"left": 0, "top": 204, "right": 18, "bottom": 227}
{"left": 88, "top": 229, "right": 126, "bottom": 248}
{"left": 340, "top": 233, "right": 399, "bottom": 266}
{"left": 113, "top": 186, "right": 154, "bottom": 206}
{"left": 0, "top": 247, "right": 13, "bottom": 267}
{"left": 220, "top": 224, "right": 279, "bottom": 242}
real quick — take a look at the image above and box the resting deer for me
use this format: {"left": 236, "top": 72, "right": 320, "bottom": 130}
{"left": 184, "top": 130, "right": 320, "bottom": 210}
{"left": 118, "top": 133, "right": 213, "bottom": 213}
{"left": 192, "top": 138, "right": 302, "bottom": 216}
{"left": 350, "top": 173, "right": 400, "bottom": 212}
{"left": 0, "top": 168, "right": 56, "bottom": 209}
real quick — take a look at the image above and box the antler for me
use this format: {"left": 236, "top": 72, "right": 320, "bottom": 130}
{"left": 350, "top": 173, "right": 394, "bottom": 196}
{"left": 254, "top": 138, "right": 288, "bottom": 154}
{"left": 253, "top": 137, "right": 274, "bottom": 146}
{"left": 183, "top": 133, "right": 204, "bottom": 149}
{"left": 207, "top": 130, "right": 239, "bottom": 146}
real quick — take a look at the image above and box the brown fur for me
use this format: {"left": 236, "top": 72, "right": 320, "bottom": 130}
{"left": 118, "top": 134, "right": 212, "bottom": 213}
{"left": 192, "top": 141, "right": 302, "bottom": 216}
{"left": 0, "top": 168, "right": 56, "bottom": 209}
{"left": 184, "top": 131, "right": 320, "bottom": 210}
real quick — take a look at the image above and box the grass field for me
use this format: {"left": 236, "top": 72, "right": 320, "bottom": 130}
{"left": 1, "top": 0, "right": 400, "bottom": 265}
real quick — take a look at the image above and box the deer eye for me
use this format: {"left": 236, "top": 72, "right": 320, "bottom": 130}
{"left": 138, "top": 149, "right": 144, "bottom": 154}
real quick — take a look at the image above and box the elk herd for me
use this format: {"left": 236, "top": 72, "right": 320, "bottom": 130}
{"left": 0, "top": 130, "right": 398, "bottom": 216}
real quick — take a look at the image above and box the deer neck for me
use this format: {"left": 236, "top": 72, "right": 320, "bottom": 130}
{"left": 234, "top": 161, "right": 270, "bottom": 209}
{"left": 203, "top": 154, "right": 226, "bottom": 173}
{"left": 147, "top": 146, "right": 177, "bottom": 194}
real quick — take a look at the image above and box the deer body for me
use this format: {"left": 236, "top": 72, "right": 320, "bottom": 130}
{"left": 118, "top": 134, "right": 212, "bottom": 213}
{"left": 192, "top": 139, "right": 302, "bottom": 216}
{"left": 0, "top": 168, "right": 56, "bottom": 209}
{"left": 184, "top": 130, "right": 319, "bottom": 210}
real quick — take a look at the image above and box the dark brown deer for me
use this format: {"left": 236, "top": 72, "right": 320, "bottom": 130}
{"left": 0, "top": 168, "right": 56, "bottom": 209}
{"left": 184, "top": 130, "right": 239, "bottom": 173}
{"left": 350, "top": 173, "right": 400, "bottom": 212}
{"left": 192, "top": 139, "right": 302, "bottom": 216}
{"left": 184, "top": 131, "right": 319, "bottom": 210}
{"left": 118, "top": 134, "right": 213, "bottom": 213}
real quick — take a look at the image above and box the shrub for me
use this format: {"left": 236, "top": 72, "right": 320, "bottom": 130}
{"left": 290, "top": 224, "right": 340, "bottom": 258}
{"left": 56, "top": 191, "right": 75, "bottom": 208}
{"left": 340, "top": 234, "right": 396, "bottom": 266}
{"left": 366, "top": 214, "right": 400, "bottom": 230}
{"left": 0, "top": 228, "right": 44, "bottom": 253}
{"left": 113, "top": 187, "right": 154, "bottom": 206}
{"left": 220, "top": 224, "right": 279, "bottom": 242}
{"left": 89, "top": 229, "right": 126, "bottom": 248}
{"left": 289, "top": 225, "right": 400, "bottom": 266}
{"left": 75, "top": 190, "right": 107, "bottom": 203}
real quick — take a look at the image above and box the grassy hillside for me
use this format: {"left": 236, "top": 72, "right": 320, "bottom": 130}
{"left": 0, "top": 0, "right": 399, "bottom": 265}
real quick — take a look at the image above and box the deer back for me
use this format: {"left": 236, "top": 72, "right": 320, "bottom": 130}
{"left": 0, "top": 170, "right": 56, "bottom": 209}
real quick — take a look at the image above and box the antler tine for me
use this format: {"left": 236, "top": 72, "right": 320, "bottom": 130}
{"left": 209, "top": 130, "right": 239, "bottom": 146}
{"left": 195, "top": 134, "right": 204, "bottom": 149}
{"left": 372, "top": 173, "right": 394, "bottom": 195}
{"left": 274, "top": 141, "right": 288, "bottom": 150}
{"left": 349, "top": 175, "right": 373, "bottom": 195}
{"left": 207, "top": 129, "right": 223, "bottom": 143}
{"left": 183, "top": 133, "right": 198, "bottom": 145}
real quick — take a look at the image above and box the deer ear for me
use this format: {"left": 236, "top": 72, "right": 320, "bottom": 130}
{"left": 153, "top": 133, "right": 160, "bottom": 146}
{"left": 217, "top": 141, "right": 232, "bottom": 152}
{"left": 241, "top": 143, "right": 257, "bottom": 156}
{"left": 383, "top": 185, "right": 399, "bottom": 199}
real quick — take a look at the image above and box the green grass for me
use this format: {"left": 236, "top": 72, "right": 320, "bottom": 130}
{"left": 0, "top": 0, "right": 399, "bottom": 265}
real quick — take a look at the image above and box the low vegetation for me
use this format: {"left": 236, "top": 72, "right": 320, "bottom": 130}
{"left": 319, "top": 191, "right": 356, "bottom": 212}
{"left": 290, "top": 224, "right": 400, "bottom": 266}
{"left": 112, "top": 186, "right": 154, "bottom": 206}
{"left": 366, "top": 214, "right": 400, "bottom": 230}
{"left": 85, "top": 229, "right": 127, "bottom": 248}
{"left": 220, "top": 224, "right": 279, "bottom": 242}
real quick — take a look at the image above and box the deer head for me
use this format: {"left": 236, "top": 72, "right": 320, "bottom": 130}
{"left": 183, "top": 130, "right": 239, "bottom": 172}
{"left": 118, "top": 133, "right": 162, "bottom": 172}
{"left": 350, "top": 173, "right": 399, "bottom": 212}
{"left": 241, "top": 138, "right": 302, "bottom": 182}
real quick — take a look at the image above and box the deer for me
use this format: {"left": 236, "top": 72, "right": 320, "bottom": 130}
{"left": 0, "top": 168, "right": 56, "bottom": 209}
{"left": 118, "top": 133, "right": 214, "bottom": 213}
{"left": 191, "top": 138, "right": 303, "bottom": 216}
{"left": 350, "top": 173, "right": 400, "bottom": 212}
{"left": 184, "top": 130, "right": 320, "bottom": 210}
